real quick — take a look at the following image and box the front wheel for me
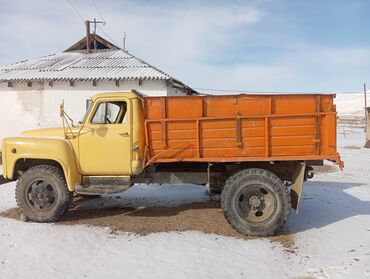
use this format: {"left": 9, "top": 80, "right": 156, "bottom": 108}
{"left": 221, "top": 168, "right": 291, "bottom": 237}
{"left": 15, "top": 165, "right": 73, "bottom": 222}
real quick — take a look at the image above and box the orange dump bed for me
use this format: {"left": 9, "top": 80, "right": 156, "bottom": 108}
{"left": 143, "top": 94, "right": 342, "bottom": 166}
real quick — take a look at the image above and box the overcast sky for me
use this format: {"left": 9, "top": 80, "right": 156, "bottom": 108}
{"left": 0, "top": 0, "right": 369, "bottom": 93}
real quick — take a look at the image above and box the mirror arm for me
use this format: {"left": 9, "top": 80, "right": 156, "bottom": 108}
{"left": 59, "top": 100, "right": 76, "bottom": 139}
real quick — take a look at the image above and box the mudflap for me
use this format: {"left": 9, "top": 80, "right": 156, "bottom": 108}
{"left": 290, "top": 162, "right": 306, "bottom": 214}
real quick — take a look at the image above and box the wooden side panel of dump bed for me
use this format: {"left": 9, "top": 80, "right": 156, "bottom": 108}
{"left": 143, "top": 94, "right": 341, "bottom": 165}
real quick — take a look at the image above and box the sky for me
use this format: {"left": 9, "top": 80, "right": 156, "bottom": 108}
{"left": 0, "top": 0, "right": 369, "bottom": 93}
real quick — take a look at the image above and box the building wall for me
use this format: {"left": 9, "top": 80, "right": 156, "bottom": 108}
{"left": 0, "top": 79, "right": 183, "bottom": 140}
{"left": 167, "top": 85, "right": 187, "bottom": 96}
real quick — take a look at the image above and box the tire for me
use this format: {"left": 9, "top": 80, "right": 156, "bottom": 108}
{"left": 221, "top": 168, "right": 291, "bottom": 237}
{"left": 15, "top": 165, "right": 73, "bottom": 222}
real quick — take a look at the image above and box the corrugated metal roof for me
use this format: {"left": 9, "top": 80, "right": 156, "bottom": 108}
{"left": 0, "top": 50, "right": 172, "bottom": 82}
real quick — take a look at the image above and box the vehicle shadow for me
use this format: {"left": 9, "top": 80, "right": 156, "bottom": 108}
{"left": 288, "top": 181, "right": 370, "bottom": 233}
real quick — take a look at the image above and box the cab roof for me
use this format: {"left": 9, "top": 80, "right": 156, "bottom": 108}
{"left": 91, "top": 90, "right": 146, "bottom": 101}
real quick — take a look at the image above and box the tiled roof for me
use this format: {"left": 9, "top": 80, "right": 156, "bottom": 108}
{"left": 0, "top": 49, "right": 172, "bottom": 82}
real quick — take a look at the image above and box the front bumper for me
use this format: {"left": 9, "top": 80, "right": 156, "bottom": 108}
{"left": 1, "top": 140, "right": 7, "bottom": 179}
{"left": 0, "top": 140, "right": 13, "bottom": 185}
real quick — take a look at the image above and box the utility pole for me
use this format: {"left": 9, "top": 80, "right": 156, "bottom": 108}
{"left": 364, "top": 83, "right": 370, "bottom": 148}
{"left": 93, "top": 18, "right": 97, "bottom": 50}
{"left": 85, "top": 20, "right": 91, "bottom": 53}
{"left": 123, "top": 32, "right": 127, "bottom": 51}
{"left": 364, "top": 83, "right": 367, "bottom": 124}
{"left": 85, "top": 19, "right": 105, "bottom": 53}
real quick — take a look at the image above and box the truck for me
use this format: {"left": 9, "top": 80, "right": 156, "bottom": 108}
{"left": 0, "top": 90, "right": 343, "bottom": 236}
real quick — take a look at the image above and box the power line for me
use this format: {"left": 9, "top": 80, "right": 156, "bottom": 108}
{"left": 65, "top": 0, "right": 119, "bottom": 47}
{"left": 97, "top": 25, "right": 119, "bottom": 46}
{"left": 65, "top": 0, "right": 84, "bottom": 21}
{"left": 91, "top": 0, "right": 105, "bottom": 22}
{"left": 193, "top": 87, "right": 362, "bottom": 94}
{"left": 90, "top": 0, "right": 119, "bottom": 46}
{"left": 98, "top": 26, "right": 118, "bottom": 45}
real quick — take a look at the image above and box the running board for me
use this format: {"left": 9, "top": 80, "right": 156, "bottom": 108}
{"left": 75, "top": 176, "right": 131, "bottom": 195}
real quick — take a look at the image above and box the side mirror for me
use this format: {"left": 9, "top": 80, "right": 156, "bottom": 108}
{"left": 60, "top": 100, "right": 65, "bottom": 118}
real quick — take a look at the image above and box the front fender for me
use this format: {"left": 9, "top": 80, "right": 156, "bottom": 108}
{"left": 2, "top": 137, "right": 80, "bottom": 191}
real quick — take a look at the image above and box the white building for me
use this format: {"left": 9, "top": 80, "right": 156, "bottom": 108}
{"left": 0, "top": 34, "right": 195, "bottom": 140}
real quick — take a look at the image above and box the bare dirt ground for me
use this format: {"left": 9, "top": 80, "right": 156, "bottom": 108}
{"left": 0, "top": 197, "right": 296, "bottom": 252}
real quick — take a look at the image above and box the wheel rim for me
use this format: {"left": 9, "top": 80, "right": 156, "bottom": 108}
{"left": 235, "top": 184, "right": 277, "bottom": 223}
{"left": 26, "top": 178, "right": 57, "bottom": 211}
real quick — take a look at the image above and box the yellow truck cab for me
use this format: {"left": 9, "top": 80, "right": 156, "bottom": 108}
{"left": 2, "top": 92, "right": 145, "bottom": 191}
{"left": 0, "top": 91, "right": 342, "bottom": 237}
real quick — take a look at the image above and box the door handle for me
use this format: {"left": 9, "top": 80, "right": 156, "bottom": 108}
{"left": 119, "top": 132, "right": 129, "bottom": 137}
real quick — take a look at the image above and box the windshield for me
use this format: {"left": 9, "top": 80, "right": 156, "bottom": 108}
{"left": 79, "top": 99, "right": 93, "bottom": 124}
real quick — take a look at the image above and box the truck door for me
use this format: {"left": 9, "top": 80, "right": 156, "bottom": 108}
{"left": 78, "top": 98, "right": 132, "bottom": 175}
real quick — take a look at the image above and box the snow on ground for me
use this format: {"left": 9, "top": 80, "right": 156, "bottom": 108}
{"left": 0, "top": 127, "right": 370, "bottom": 279}
{"left": 289, "top": 127, "right": 370, "bottom": 278}
{"left": 0, "top": 185, "right": 299, "bottom": 278}
{"left": 335, "top": 93, "right": 365, "bottom": 118}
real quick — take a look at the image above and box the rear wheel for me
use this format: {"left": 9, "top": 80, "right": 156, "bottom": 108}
{"left": 15, "top": 165, "right": 73, "bottom": 222}
{"left": 221, "top": 168, "right": 291, "bottom": 237}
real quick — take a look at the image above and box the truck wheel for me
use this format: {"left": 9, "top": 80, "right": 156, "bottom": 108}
{"left": 221, "top": 168, "right": 291, "bottom": 237}
{"left": 15, "top": 165, "right": 73, "bottom": 222}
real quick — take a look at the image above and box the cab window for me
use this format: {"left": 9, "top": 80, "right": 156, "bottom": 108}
{"left": 91, "top": 101, "right": 127, "bottom": 124}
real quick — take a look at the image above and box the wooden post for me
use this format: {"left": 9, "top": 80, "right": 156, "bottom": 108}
{"left": 364, "top": 83, "right": 367, "bottom": 125}
{"left": 85, "top": 20, "right": 91, "bottom": 53}
{"left": 93, "top": 18, "right": 97, "bottom": 50}
{"left": 364, "top": 108, "right": 370, "bottom": 148}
